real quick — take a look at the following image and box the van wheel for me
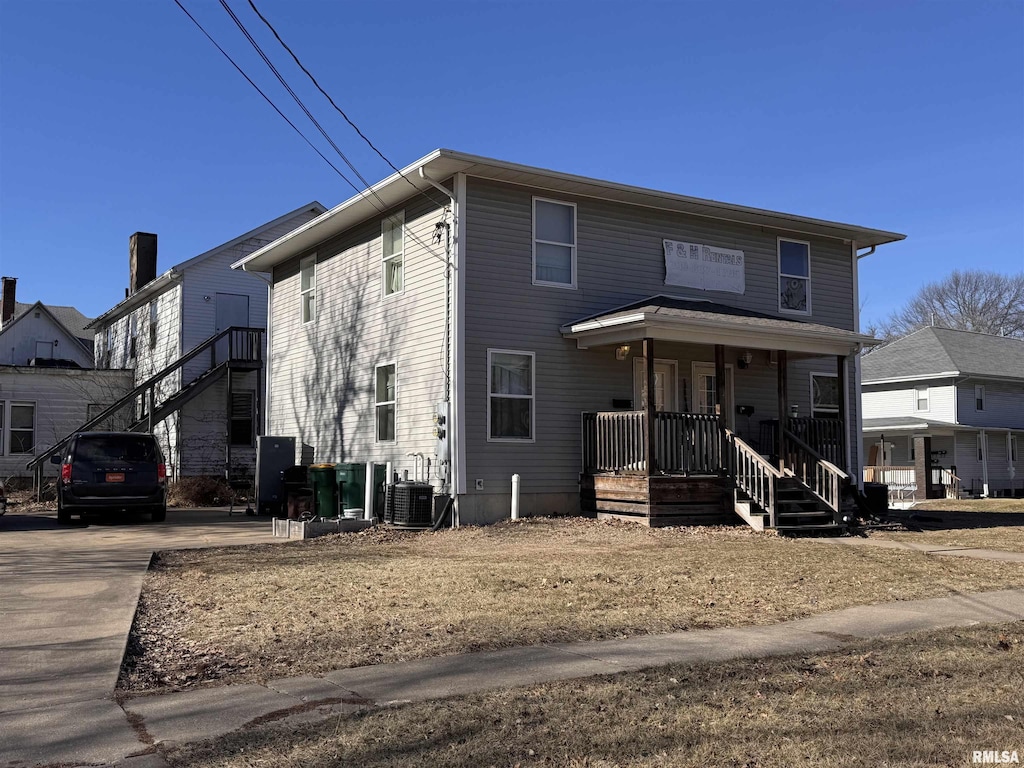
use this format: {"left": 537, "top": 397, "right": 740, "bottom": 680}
{"left": 151, "top": 507, "right": 166, "bottom": 523}
{"left": 57, "top": 502, "right": 71, "bottom": 524}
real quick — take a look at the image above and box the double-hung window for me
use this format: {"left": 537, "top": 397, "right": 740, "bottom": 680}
{"left": 488, "top": 350, "right": 534, "bottom": 441}
{"left": 10, "top": 402, "right": 35, "bottom": 454}
{"left": 778, "top": 238, "right": 810, "bottom": 314}
{"left": 300, "top": 256, "right": 316, "bottom": 324}
{"left": 229, "top": 391, "right": 255, "bottom": 446}
{"left": 811, "top": 373, "right": 839, "bottom": 418}
{"left": 382, "top": 211, "right": 405, "bottom": 297}
{"left": 375, "top": 363, "right": 396, "bottom": 442}
{"left": 975, "top": 384, "right": 985, "bottom": 411}
{"left": 533, "top": 198, "right": 576, "bottom": 288}
{"left": 149, "top": 301, "right": 158, "bottom": 348}
{"left": 915, "top": 385, "right": 929, "bottom": 412}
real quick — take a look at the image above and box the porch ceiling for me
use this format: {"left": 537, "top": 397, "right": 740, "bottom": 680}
{"left": 561, "top": 295, "right": 879, "bottom": 356}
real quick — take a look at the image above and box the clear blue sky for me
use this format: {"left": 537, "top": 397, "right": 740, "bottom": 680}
{"left": 1, "top": 0, "right": 1022, "bottom": 327}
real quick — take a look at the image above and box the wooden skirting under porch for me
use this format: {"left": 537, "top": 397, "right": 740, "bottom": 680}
{"left": 581, "top": 474, "right": 733, "bottom": 527}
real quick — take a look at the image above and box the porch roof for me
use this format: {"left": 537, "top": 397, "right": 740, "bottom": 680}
{"left": 863, "top": 417, "right": 1021, "bottom": 434}
{"left": 560, "top": 295, "right": 879, "bottom": 356}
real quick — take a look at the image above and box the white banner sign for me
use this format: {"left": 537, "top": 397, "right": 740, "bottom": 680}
{"left": 663, "top": 240, "right": 745, "bottom": 294}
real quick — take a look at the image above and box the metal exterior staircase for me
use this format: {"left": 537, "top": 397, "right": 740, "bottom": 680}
{"left": 27, "top": 327, "right": 263, "bottom": 487}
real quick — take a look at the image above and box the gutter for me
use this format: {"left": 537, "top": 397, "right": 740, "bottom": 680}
{"left": 240, "top": 266, "right": 274, "bottom": 434}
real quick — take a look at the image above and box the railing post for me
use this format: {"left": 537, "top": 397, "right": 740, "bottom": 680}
{"left": 643, "top": 338, "right": 656, "bottom": 475}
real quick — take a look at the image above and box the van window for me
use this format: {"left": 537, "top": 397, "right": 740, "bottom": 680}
{"left": 74, "top": 436, "right": 158, "bottom": 465}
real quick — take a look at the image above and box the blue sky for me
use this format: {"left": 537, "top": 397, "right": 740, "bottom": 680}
{"left": 1, "top": 0, "right": 1022, "bottom": 327}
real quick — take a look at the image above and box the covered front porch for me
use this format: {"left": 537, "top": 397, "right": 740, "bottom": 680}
{"left": 563, "top": 296, "right": 874, "bottom": 532}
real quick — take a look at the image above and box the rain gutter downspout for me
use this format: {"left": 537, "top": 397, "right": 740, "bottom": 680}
{"left": 856, "top": 245, "right": 876, "bottom": 260}
{"left": 241, "top": 266, "right": 274, "bottom": 435}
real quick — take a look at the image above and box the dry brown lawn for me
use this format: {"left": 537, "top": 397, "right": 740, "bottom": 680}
{"left": 120, "top": 517, "right": 1024, "bottom": 693}
{"left": 166, "top": 622, "right": 1024, "bottom": 768}
{"left": 875, "top": 498, "right": 1024, "bottom": 553}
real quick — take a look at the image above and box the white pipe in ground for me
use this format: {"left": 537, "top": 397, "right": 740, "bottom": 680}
{"left": 511, "top": 473, "right": 520, "bottom": 520}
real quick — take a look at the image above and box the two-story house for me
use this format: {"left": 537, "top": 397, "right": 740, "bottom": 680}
{"left": 861, "top": 327, "right": 1024, "bottom": 498}
{"left": 234, "top": 149, "right": 904, "bottom": 531}
{"left": 26, "top": 203, "right": 325, "bottom": 484}
{"left": 0, "top": 277, "right": 133, "bottom": 480}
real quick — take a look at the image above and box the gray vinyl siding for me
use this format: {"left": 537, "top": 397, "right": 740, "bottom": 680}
{"left": 462, "top": 177, "right": 862, "bottom": 500}
{"left": 862, "top": 380, "right": 956, "bottom": 422}
{"left": 268, "top": 198, "right": 448, "bottom": 475}
{"left": 955, "top": 379, "right": 1024, "bottom": 429}
{"left": 1, "top": 312, "right": 93, "bottom": 368}
{"left": 0, "top": 368, "right": 133, "bottom": 478}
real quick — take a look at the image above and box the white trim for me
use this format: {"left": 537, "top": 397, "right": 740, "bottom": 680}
{"left": 632, "top": 357, "right": 679, "bottom": 411}
{"left": 531, "top": 196, "right": 578, "bottom": 289}
{"left": 974, "top": 383, "right": 985, "bottom": 411}
{"left": 862, "top": 372, "right": 961, "bottom": 385}
{"left": 809, "top": 370, "right": 840, "bottom": 418}
{"left": 299, "top": 255, "right": 316, "bottom": 325}
{"left": 454, "top": 173, "right": 467, "bottom": 498}
{"left": 381, "top": 209, "right": 406, "bottom": 300}
{"left": 778, "top": 237, "right": 812, "bottom": 316}
{"left": 851, "top": 241, "right": 860, "bottom": 332}
{"left": 486, "top": 349, "right": 536, "bottom": 443}
{"left": 374, "top": 361, "right": 397, "bottom": 443}
{"left": 914, "top": 384, "right": 930, "bottom": 412}
{"left": 980, "top": 429, "right": 989, "bottom": 497}
{"left": 8, "top": 400, "right": 36, "bottom": 455}
{"left": 691, "top": 361, "right": 735, "bottom": 428}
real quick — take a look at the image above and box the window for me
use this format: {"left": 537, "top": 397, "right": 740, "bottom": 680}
{"left": 778, "top": 238, "right": 810, "bottom": 314}
{"left": 300, "top": 256, "right": 316, "bottom": 324}
{"left": 229, "top": 391, "right": 255, "bottom": 446}
{"left": 149, "top": 301, "right": 158, "bottom": 348}
{"left": 488, "top": 350, "right": 534, "bottom": 440}
{"left": 975, "top": 384, "right": 985, "bottom": 411}
{"left": 375, "top": 363, "right": 396, "bottom": 442}
{"left": 382, "top": 211, "right": 404, "bottom": 297}
{"left": 10, "top": 402, "right": 35, "bottom": 454}
{"left": 533, "top": 198, "right": 576, "bottom": 288}
{"left": 811, "top": 373, "right": 839, "bottom": 418}
{"left": 915, "top": 385, "right": 929, "bottom": 412}
{"left": 128, "top": 314, "right": 138, "bottom": 359}
{"left": 1012, "top": 435, "right": 1018, "bottom": 463}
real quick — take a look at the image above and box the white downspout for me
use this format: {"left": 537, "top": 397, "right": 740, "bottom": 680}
{"left": 980, "top": 429, "right": 989, "bottom": 497}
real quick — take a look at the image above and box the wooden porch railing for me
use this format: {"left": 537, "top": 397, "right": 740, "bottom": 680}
{"left": 782, "top": 428, "right": 848, "bottom": 516}
{"left": 581, "top": 411, "right": 722, "bottom": 475}
{"left": 725, "top": 429, "right": 781, "bottom": 528}
{"left": 759, "top": 418, "right": 845, "bottom": 467}
{"left": 933, "top": 467, "right": 962, "bottom": 499}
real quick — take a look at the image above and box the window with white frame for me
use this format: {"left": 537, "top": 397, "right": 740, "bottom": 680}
{"left": 533, "top": 198, "right": 576, "bottom": 288}
{"left": 975, "top": 384, "right": 985, "bottom": 411}
{"left": 300, "top": 256, "right": 316, "bottom": 324}
{"left": 382, "top": 211, "right": 405, "bottom": 297}
{"left": 375, "top": 363, "right": 396, "bottom": 442}
{"left": 488, "top": 350, "right": 534, "bottom": 440}
{"left": 778, "top": 238, "right": 810, "bottom": 313}
{"left": 9, "top": 402, "right": 35, "bottom": 454}
{"left": 915, "top": 385, "right": 929, "bottom": 411}
{"left": 810, "top": 373, "right": 839, "bottom": 418}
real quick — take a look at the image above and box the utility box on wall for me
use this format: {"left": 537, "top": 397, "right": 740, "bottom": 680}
{"left": 434, "top": 401, "right": 450, "bottom": 461}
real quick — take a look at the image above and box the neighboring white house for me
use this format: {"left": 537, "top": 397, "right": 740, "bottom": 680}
{"left": 78, "top": 202, "right": 325, "bottom": 479}
{"left": 234, "top": 149, "right": 905, "bottom": 531}
{"left": 0, "top": 277, "right": 133, "bottom": 480}
{"left": 862, "top": 327, "right": 1024, "bottom": 497}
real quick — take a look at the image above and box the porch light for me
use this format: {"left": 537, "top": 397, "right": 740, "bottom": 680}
{"left": 737, "top": 350, "right": 753, "bottom": 369}
{"left": 790, "top": 405, "right": 799, "bottom": 418}
{"left": 615, "top": 344, "right": 631, "bottom": 361}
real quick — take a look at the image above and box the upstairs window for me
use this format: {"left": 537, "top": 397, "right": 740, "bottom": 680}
{"left": 382, "top": 211, "right": 405, "bottom": 297}
{"left": 149, "top": 301, "right": 158, "bottom": 348}
{"left": 975, "top": 384, "right": 985, "bottom": 411}
{"left": 915, "top": 385, "right": 929, "bottom": 411}
{"left": 811, "top": 373, "right": 839, "bottom": 418}
{"left": 778, "top": 238, "right": 810, "bottom": 314}
{"left": 375, "top": 363, "right": 396, "bottom": 442}
{"left": 488, "top": 350, "right": 535, "bottom": 441}
{"left": 300, "top": 256, "right": 316, "bottom": 324}
{"left": 533, "top": 198, "right": 576, "bottom": 288}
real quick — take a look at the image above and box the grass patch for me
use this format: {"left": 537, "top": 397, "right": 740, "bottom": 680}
{"left": 120, "top": 518, "right": 1024, "bottom": 692}
{"left": 875, "top": 499, "right": 1024, "bottom": 553}
{"left": 912, "top": 499, "right": 1024, "bottom": 514}
{"left": 166, "top": 622, "right": 1024, "bottom": 768}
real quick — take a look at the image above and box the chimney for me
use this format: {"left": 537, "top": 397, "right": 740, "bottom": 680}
{"left": 130, "top": 232, "right": 158, "bottom": 295}
{"left": 1, "top": 276, "right": 16, "bottom": 326}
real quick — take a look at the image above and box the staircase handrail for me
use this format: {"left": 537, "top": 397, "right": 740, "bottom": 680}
{"left": 782, "top": 427, "right": 849, "bottom": 516}
{"left": 26, "top": 326, "right": 263, "bottom": 471}
{"left": 725, "top": 429, "right": 782, "bottom": 528}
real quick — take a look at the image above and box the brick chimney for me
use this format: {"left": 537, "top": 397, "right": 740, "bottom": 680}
{"left": 1, "top": 276, "right": 16, "bottom": 326}
{"left": 130, "top": 233, "right": 158, "bottom": 295}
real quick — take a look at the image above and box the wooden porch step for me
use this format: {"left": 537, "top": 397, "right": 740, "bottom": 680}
{"left": 775, "top": 523, "right": 845, "bottom": 536}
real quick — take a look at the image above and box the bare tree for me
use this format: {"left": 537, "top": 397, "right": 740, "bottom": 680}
{"left": 869, "top": 270, "right": 1024, "bottom": 342}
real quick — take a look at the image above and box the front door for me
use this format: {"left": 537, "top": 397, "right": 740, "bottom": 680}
{"left": 633, "top": 358, "right": 678, "bottom": 411}
{"left": 692, "top": 362, "right": 734, "bottom": 428}
{"left": 215, "top": 293, "right": 249, "bottom": 363}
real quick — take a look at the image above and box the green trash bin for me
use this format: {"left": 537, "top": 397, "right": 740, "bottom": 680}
{"left": 336, "top": 463, "right": 366, "bottom": 512}
{"left": 308, "top": 463, "right": 339, "bottom": 518}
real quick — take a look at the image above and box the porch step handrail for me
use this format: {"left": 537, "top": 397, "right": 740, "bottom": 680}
{"left": 26, "top": 326, "right": 263, "bottom": 473}
{"left": 782, "top": 428, "right": 849, "bottom": 517}
{"left": 933, "top": 467, "right": 962, "bottom": 499}
{"left": 725, "top": 429, "right": 781, "bottom": 528}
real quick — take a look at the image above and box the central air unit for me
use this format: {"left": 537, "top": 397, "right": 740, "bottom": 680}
{"left": 387, "top": 481, "right": 433, "bottom": 528}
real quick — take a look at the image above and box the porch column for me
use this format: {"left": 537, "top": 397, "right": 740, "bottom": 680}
{"left": 776, "top": 350, "right": 788, "bottom": 467}
{"left": 643, "top": 337, "right": 657, "bottom": 475}
{"left": 913, "top": 435, "right": 934, "bottom": 499}
{"left": 837, "top": 354, "right": 849, "bottom": 473}
{"left": 980, "top": 430, "right": 989, "bottom": 497}
{"left": 714, "top": 344, "right": 726, "bottom": 419}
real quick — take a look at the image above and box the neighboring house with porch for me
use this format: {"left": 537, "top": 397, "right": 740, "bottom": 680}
{"left": 861, "top": 327, "right": 1024, "bottom": 499}
{"left": 0, "top": 277, "right": 133, "bottom": 479}
{"left": 234, "top": 149, "right": 904, "bottom": 532}
{"left": 25, "top": 202, "right": 325, "bottom": 483}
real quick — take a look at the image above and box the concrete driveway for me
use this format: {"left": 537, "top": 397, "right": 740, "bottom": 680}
{"left": 0, "top": 506, "right": 279, "bottom": 766}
